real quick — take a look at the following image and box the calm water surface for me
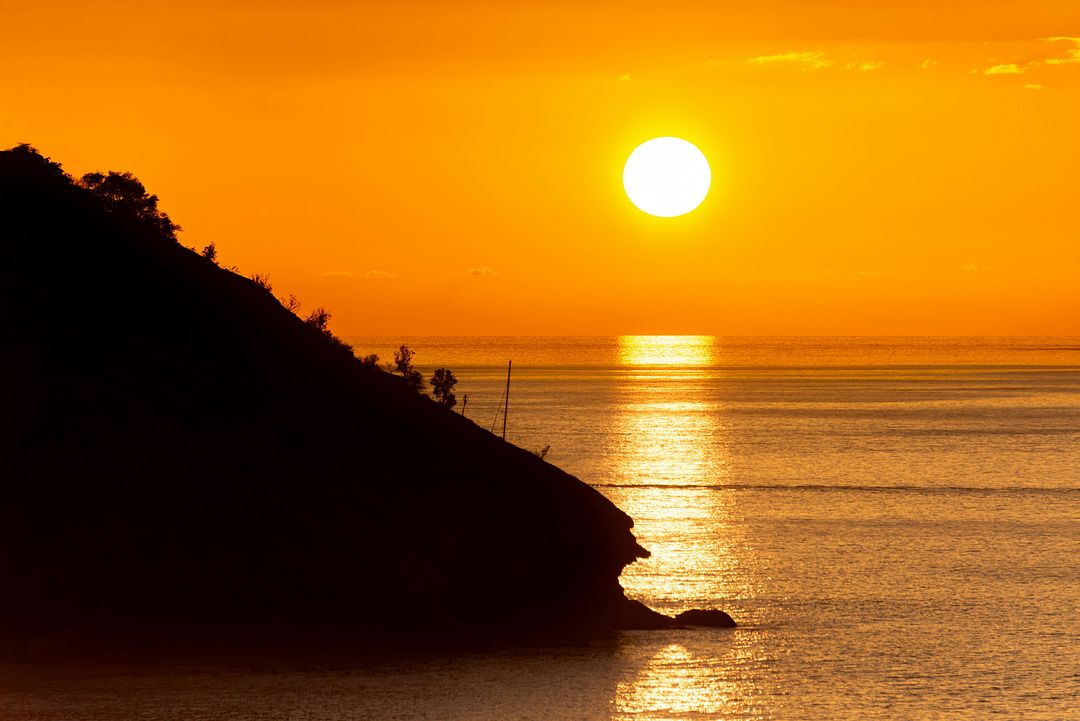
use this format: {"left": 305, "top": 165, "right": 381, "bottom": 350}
{"left": 4, "top": 337, "right": 1078, "bottom": 720}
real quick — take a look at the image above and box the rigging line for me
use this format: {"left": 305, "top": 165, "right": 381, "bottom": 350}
{"left": 502, "top": 360, "right": 511, "bottom": 440}
{"left": 489, "top": 360, "right": 512, "bottom": 436}
{"left": 489, "top": 378, "right": 507, "bottom": 433}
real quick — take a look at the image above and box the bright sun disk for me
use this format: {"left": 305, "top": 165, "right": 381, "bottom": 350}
{"left": 623, "top": 137, "right": 711, "bottom": 218}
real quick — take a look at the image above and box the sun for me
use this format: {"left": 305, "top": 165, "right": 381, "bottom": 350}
{"left": 623, "top": 137, "right": 711, "bottom": 218}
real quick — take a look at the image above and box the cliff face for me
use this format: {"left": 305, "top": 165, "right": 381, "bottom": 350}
{"left": 0, "top": 146, "right": 648, "bottom": 648}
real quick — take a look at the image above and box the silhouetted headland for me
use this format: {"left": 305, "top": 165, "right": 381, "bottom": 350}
{"left": 0, "top": 145, "right": 718, "bottom": 656}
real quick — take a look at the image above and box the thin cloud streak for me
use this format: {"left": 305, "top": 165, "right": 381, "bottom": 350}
{"left": 1044, "top": 36, "right": 1080, "bottom": 64}
{"left": 748, "top": 51, "right": 834, "bottom": 70}
{"left": 985, "top": 63, "right": 1023, "bottom": 75}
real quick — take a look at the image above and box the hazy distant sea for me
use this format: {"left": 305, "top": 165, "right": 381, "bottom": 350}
{"left": 4, "top": 337, "right": 1078, "bottom": 720}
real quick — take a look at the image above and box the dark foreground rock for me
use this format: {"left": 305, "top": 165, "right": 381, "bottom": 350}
{"left": 616, "top": 599, "right": 677, "bottom": 629}
{"left": 674, "top": 609, "right": 737, "bottom": 628}
{"left": 0, "top": 145, "right": 652, "bottom": 651}
{"left": 615, "top": 602, "right": 738, "bottom": 630}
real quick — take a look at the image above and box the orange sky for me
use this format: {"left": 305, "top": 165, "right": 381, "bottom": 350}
{"left": 4, "top": 1, "right": 1079, "bottom": 335}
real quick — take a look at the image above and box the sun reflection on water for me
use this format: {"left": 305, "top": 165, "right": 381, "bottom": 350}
{"left": 613, "top": 640, "right": 769, "bottom": 720}
{"left": 607, "top": 336, "right": 753, "bottom": 605}
{"left": 617, "top": 335, "right": 716, "bottom": 367}
{"left": 606, "top": 389, "right": 753, "bottom": 606}
{"left": 616, "top": 644, "right": 728, "bottom": 716}
{"left": 604, "top": 336, "right": 766, "bottom": 717}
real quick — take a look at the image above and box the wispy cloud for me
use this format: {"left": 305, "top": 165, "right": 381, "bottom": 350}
{"left": 1044, "top": 36, "right": 1080, "bottom": 64}
{"left": 921, "top": 58, "right": 938, "bottom": 71}
{"left": 748, "top": 52, "right": 833, "bottom": 70}
{"left": 365, "top": 270, "right": 397, "bottom": 279}
{"left": 1024, "top": 83, "right": 1043, "bottom": 90}
{"left": 747, "top": 52, "right": 884, "bottom": 72}
{"left": 847, "top": 60, "right": 884, "bottom": 72}
{"left": 469, "top": 266, "right": 499, "bottom": 277}
{"left": 985, "top": 63, "right": 1023, "bottom": 75}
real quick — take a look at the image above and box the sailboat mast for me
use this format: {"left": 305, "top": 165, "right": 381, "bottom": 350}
{"left": 502, "top": 360, "right": 511, "bottom": 440}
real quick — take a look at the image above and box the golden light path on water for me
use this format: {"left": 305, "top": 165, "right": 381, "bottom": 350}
{"left": 616, "top": 334, "right": 715, "bottom": 368}
{"left": 608, "top": 336, "right": 768, "bottom": 718}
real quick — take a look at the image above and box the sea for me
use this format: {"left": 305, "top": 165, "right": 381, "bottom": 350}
{"left": 3, "top": 337, "right": 1078, "bottom": 720}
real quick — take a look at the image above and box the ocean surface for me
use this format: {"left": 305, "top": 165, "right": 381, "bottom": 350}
{"left": 4, "top": 337, "right": 1079, "bottom": 720}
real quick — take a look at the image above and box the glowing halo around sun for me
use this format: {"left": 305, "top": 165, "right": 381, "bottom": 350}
{"left": 623, "top": 137, "right": 711, "bottom": 218}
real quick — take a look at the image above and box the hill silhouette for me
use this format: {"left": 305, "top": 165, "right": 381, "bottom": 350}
{"left": 0, "top": 145, "right": 655, "bottom": 652}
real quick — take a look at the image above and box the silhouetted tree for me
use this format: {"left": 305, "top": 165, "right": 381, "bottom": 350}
{"left": 81, "top": 171, "right": 180, "bottom": 240}
{"left": 430, "top": 368, "right": 458, "bottom": 408}
{"left": 359, "top": 354, "right": 380, "bottom": 367}
{"left": 201, "top": 243, "right": 217, "bottom": 262}
{"left": 280, "top": 294, "right": 301, "bottom": 313}
{"left": 10, "top": 143, "right": 66, "bottom": 180}
{"left": 250, "top": 272, "right": 272, "bottom": 292}
{"left": 391, "top": 344, "right": 414, "bottom": 374}
{"left": 305, "top": 307, "right": 331, "bottom": 332}
{"left": 393, "top": 343, "right": 412, "bottom": 377}
{"left": 300, "top": 306, "right": 351, "bottom": 354}
{"left": 405, "top": 369, "right": 424, "bottom": 393}
{"left": 391, "top": 344, "right": 424, "bottom": 393}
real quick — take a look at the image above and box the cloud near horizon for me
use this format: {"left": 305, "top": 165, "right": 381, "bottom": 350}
{"left": 748, "top": 52, "right": 885, "bottom": 72}
{"left": 847, "top": 60, "right": 884, "bottom": 71}
{"left": 748, "top": 51, "right": 834, "bottom": 70}
{"left": 469, "top": 266, "right": 499, "bottom": 277}
{"left": 1044, "top": 36, "right": 1080, "bottom": 64}
{"left": 977, "top": 38, "right": 1080, "bottom": 79}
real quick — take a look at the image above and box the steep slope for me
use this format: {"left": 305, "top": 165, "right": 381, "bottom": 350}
{"left": 0, "top": 146, "right": 649, "bottom": 649}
